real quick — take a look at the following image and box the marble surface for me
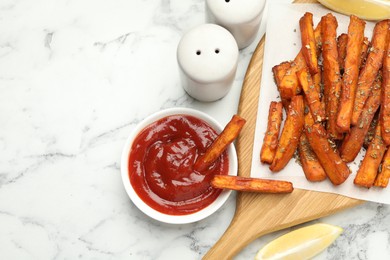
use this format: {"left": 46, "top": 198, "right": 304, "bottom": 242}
{"left": 0, "top": 0, "right": 389, "bottom": 259}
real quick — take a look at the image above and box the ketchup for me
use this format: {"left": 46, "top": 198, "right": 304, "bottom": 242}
{"left": 128, "top": 114, "right": 229, "bottom": 215}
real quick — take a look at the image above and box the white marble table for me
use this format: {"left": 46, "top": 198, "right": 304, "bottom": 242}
{"left": 1, "top": 0, "right": 389, "bottom": 259}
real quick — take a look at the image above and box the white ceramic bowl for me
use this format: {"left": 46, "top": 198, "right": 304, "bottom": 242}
{"left": 121, "top": 107, "right": 238, "bottom": 224}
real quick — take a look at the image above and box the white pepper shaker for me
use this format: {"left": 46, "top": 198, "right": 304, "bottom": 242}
{"left": 177, "top": 23, "right": 239, "bottom": 102}
{"left": 206, "top": 0, "right": 266, "bottom": 49}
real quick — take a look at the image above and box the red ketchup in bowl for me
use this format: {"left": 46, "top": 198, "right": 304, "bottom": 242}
{"left": 128, "top": 114, "right": 229, "bottom": 215}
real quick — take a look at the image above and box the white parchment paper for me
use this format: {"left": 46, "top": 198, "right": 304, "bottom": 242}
{"left": 250, "top": 3, "right": 390, "bottom": 204}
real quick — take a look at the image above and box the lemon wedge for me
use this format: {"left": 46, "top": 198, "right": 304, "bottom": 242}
{"left": 318, "top": 0, "right": 390, "bottom": 21}
{"left": 255, "top": 223, "right": 343, "bottom": 260}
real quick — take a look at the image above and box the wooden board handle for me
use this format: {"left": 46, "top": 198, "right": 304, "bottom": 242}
{"left": 203, "top": 207, "right": 268, "bottom": 259}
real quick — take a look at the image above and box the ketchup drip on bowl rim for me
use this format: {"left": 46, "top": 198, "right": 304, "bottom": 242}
{"left": 128, "top": 114, "right": 229, "bottom": 216}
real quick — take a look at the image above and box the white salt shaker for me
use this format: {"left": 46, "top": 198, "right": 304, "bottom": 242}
{"left": 177, "top": 23, "right": 239, "bottom": 102}
{"left": 206, "top": 0, "right": 266, "bottom": 49}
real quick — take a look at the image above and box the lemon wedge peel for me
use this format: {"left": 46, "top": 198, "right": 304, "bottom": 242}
{"left": 255, "top": 223, "right": 343, "bottom": 260}
{"left": 318, "top": 0, "right": 390, "bottom": 21}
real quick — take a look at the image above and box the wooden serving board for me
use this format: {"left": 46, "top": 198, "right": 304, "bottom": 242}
{"left": 203, "top": 0, "right": 363, "bottom": 259}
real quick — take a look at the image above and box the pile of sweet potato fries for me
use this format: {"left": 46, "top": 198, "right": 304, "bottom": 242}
{"left": 261, "top": 12, "right": 390, "bottom": 188}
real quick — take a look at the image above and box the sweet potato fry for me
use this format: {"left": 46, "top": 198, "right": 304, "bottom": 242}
{"left": 260, "top": 101, "right": 283, "bottom": 164}
{"left": 273, "top": 62, "right": 291, "bottom": 86}
{"left": 340, "top": 74, "right": 382, "bottom": 162}
{"left": 297, "top": 67, "right": 326, "bottom": 122}
{"left": 194, "top": 115, "right": 246, "bottom": 172}
{"left": 364, "top": 111, "right": 379, "bottom": 149}
{"left": 278, "top": 22, "right": 322, "bottom": 99}
{"left": 321, "top": 13, "right": 343, "bottom": 139}
{"left": 352, "top": 19, "right": 389, "bottom": 125}
{"left": 354, "top": 122, "right": 386, "bottom": 188}
{"left": 312, "top": 71, "right": 326, "bottom": 115}
{"left": 360, "top": 37, "right": 370, "bottom": 68}
{"left": 337, "top": 15, "right": 366, "bottom": 132}
{"left": 272, "top": 62, "right": 292, "bottom": 109}
{"left": 270, "top": 95, "right": 304, "bottom": 172}
{"left": 337, "top": 35, "right": 368, "bottom": 73}
{"left": 337, "top": 33, "right": 348, "bottom": 72}
{"left": 314, "top": 19, "right": 323, "bottom": 54}
{"left": 305, "top": 123, "right": 351, "bottom": 185}
{"left": 211, "top": 175, "right": 293, "bottom": 193}
{"left": 312, "top": 71, "right": 322, "bottom": 95}
{"left": 380, "top": 32, "right": 390, "bottom": 145}
{"left": 374, "top": 148, "right": 390, "bottom": 188}
{"left": 279, "top": 52, "right": 306, "bottom": 99}
{"left": 300, "top": 12, "right": 319, "bottom": 74}
{"left": 298, "top": 132, "right": 327, "bottom": 182}
{"left": 304, "top": 107, "right": 316, "bottom": 127}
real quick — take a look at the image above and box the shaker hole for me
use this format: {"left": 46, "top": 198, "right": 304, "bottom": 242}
{"left": 225, "top": 0, "right": 230, "bottom": 2}
{"left": 196, "top": 50, "right": 201, "bottom": 55}
{"left": 215, "top": 48, "right": 220, "bottom": 54}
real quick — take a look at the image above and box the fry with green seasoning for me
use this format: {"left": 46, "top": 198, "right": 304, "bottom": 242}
{"left": 380, "top": 30, "right": 390, "bottom": 145}
{"left": 337, "top": 33, "right": 348, "bottom": 72}
{"left": 374, "top": 148, "right": 390, "bottom": 188}
{"left": 360, "top": 37, "right": 370, "bottom": 68}
{"left": 340, "top": 74, "right": 382, "bottom": 162}
{"left": 298, "top": 132, "right": 327, "bottom": 182}
{"left": 297, "top": 67, "right": 325, "bottom": 122}
{"left": 279, "top": 22, "right": 322, "bottom": 100}
{"left": 312, "top": 70, "right": 322, "bottom": 98}
{"left": 314, "top": 19, "right": 323, "bottom": 54}
{"left": 270, "top": 95, "right": 304, "bottom": 172}
{"left": 272, "top": 62, "right": 292, "bottom": 109}
{"left": 313, "top": 20, "right": 325, "bottom": 115}
{"left": 300, "top": 12, "right": 319, "bottom": 74}
{"left": 338, "top": 34, "right": 368, "bottom": 73}
{"left": 304, "top": 106, "right": 316, "bottom": 127}
{"left": 260, "top": 101, "right": 283, "bottom": 164}
{"left": 312, "top": 70, "right": 326, "bottom": 116}
{"left": 194, "top": 115, "right": 246, "bottom": 172}
{"left": 364, "top": 112, "right": 379, "bottom": 149}
{"left": 336, "top": 15, "right": 365, "bottom": 133}
{"left": 299, "top": 104, "right": 327, "bottom": 182}
{"left": 279, "top": 51, "right": 306, "bottom": 99}
{"left": 211, "top": 175, "right": 294, "bottom": 193}
{"left": 352, "top": 19, "right": 389, "bottom": 125}
{"left": 305, "top": 123, "right": 350, "bottom": 185}
{"left": 354, "top": 122, "right": 386, "bottom": 188}
{"left": 321, "top": 13, "right": 343, "bottom": 139}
